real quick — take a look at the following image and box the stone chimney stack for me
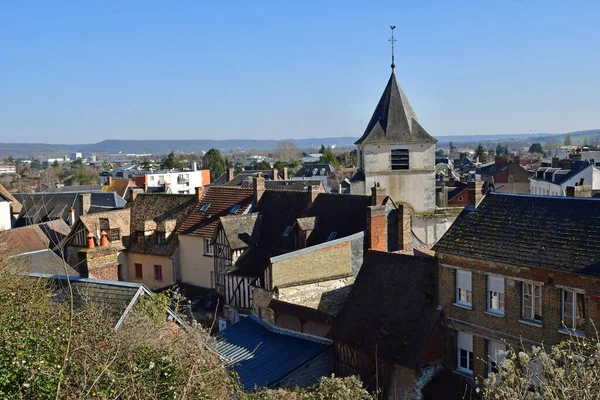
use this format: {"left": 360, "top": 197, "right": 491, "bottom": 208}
{"left": 397, "top": 204, "right": 412, "bottom": 252}
{"left": 367, "top": 205, "right": 387, "bottom": 252}
{"left": 283, "top": 167, "right": 289, "bottom": 181}
{"left": 227, "top": 168, "right": 235, "bottom": 183}
{"left": 551, "top": 155, "right": 560, "bottom": 168}
{"left": 562, "top": 157, "right": 572, "bottom": 170}
{"left": 107, "top": 176, "right": 113, "bottom": 187}
{"left": 371, "top": 183, "right": 386, "bottom": 206}
{"left": 307, "top": 184, "right": 321, "bottom": 203}
{"left": 253, "top": 172, "right": 266, "bottom": 204}
{"left": 79, "top": 193, "right": 91, "bottom": 216}
{"left": 130, "top": 187, "right": 143, "bottom": 202}
{"left": 468, "top": 180, "right": 485, "bottom": 209}
{"left": 100, "top": 231, "right": 109, "bottom": 247}
{"left": 272, "top": 168, "right": 278, "bottom": 181}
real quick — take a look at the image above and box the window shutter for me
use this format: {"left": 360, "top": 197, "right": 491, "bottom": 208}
{"left": 488, "top": 276, "right": 504, "bottom": 293}
{"left": 456, "top": 270, "right": 472, "bottom": 291}
{"left": 457, "top": 331, "right": 473, "bottom": 352}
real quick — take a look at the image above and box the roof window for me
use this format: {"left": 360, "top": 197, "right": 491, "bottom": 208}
{"left": 283, "top": 226, "right": 292, "bottom": 237}
{"left": 327, "top": 231, "right": 337, "bottom": 241}
{"left": 230, "top": 204, "right": 241, "bottom": 214}
{"left": 199, "top": 203, "right": 211, "bottom": 212}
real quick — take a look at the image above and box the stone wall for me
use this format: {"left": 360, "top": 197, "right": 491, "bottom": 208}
{"left": 79, "top": 246, "right": 120, "bottom": 281}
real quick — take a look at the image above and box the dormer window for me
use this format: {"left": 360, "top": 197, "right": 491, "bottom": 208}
{"left": 157, "top": 232, "right": 166, "bottom": 246}
{"left": 391, "top": 149, "right": 409, "bottom": 170}
{"left": 136, "top": 231, "right": 145, "bottom": 244}
{"left": 230, "top": 204, "right": 241, "bottom": 214}
{"left": 283, "top": 226, "right": 292, "bottom": 237}
{"left": 199, "top": 203, "right": 211, "bottom": 212}
{"left": 327, "top": 231, "right": 337, "bottom": 241}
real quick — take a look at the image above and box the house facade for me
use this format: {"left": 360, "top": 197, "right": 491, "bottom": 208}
{"left": 434, "top": 193, "right": 600, "bottom": 387}
{"left": 530, "top": 157, "right": 600, "bottom": 196}
{"left": 130, "top": 165, "right": 210, "bottom": 195}
{"left": 176, "top": 186, "right": 253, "bottom": 289}
{"left": 126, "top": 193, "right": 197, "bottom": 290}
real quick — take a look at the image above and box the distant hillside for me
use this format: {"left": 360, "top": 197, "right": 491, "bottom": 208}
{"left": 1, "top": 129, "right": 599, "bottom": 158}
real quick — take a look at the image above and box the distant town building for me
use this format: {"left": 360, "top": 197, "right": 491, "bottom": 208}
{"left": 129, "top": 163, "right": 210, "bottom": 194}
{"left": 71, "top": 152, "right": 83, "bottom": 160}
{"left": 0, "top": 164, "right": 17, "bottom": 175}
{"left": 530, "top": 155, "right": 600, "bottom": 196}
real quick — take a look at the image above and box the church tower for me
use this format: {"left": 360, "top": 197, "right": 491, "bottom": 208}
{"left": 351, "top": 29, "right": 437, "bottom": 214}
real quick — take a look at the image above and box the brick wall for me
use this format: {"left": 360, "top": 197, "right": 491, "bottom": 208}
{"left": 79, "top": 246, "right": 120, "bottom": 281}
{"left": 439, "top": 251, "right": 600, "bottom": 381}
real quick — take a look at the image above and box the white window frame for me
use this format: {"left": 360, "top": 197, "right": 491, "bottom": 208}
{"left": 487, "top": 275, "right": 505, "bottom": 315}
{"left": 455, "top": 270, "right": 472, "bottom": 308}
{"left": 457, "top": 331, "right": 474, "bottom": 375}
{"left": 561, "top": 289, "right": 585, "bottom": 334}
{"left": 204, "top": 238, "right": 213, "bottom": 256}
{"left": 488, "top": 340, "right": 506, "bottom": 375}
{"left": 521, "top": 282, "right": 542, "bottom": 324}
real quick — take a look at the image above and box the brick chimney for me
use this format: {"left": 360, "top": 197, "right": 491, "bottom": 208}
{"left": 79, "top": 193, "right": 91, "bottom": 216}
{"left": 130, "top": 187, "right": 143, "bottom": 202}
{"left": 86, "top": 232, "right": 95, "bottom": 249}
{"left": 468, "top": 180, "right": 485, "bottom": 209}
{"left": 367, "top": 205, "right": 387, "bottom": 252}
{"left": 272, "top": 168, "right": 278, "bottom": 181}
{"left": 562, "top": 157, "right": 572, "bottom": 170}
{"left": 371, "top": 183, "right": 386, "bottom": 206}
{"left": 513, "top": 155, "right": 521, "bottom": 166}
{"left": 307, "top": 184, "right": 321, "bottom": 203}
{"left": 227, "top": 168, "right": 235, "bottom": 182}
{"left": 397, "top": 204, "right": 412, "bottom": 252}
{"left": 551, "top": 155, "right": 560, "bottom": 168}
{"left": 107, "top": 176, "right": 113, "bottom": 187}
{"left": 100, "top": 231, "right": 109, "bottom": 247}
{"left": 283, "top": 167, "right": 289, "bottom": 180}
{"left": 195, "top": 186, "right": 204, "bottom": 201}
{"left": 253, "top": 172, "right": 265, "bottom": 204}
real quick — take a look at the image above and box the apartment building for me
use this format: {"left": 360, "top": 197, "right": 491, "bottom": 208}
{"left": 433, "top": 191, "right": 600, "bottom": 386}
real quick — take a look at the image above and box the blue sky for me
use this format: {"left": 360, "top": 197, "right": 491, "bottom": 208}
{"left": 1, "top": 1, "right": 599, "bottom": 144}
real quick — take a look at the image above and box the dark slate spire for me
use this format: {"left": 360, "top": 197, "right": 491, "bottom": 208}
{"left": 355, "top": 72, "right": 438, "bottom": 145}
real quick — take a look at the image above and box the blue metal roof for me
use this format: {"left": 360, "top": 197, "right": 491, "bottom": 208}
{"left": 215, "top": 315, "right": 332, "bottom": 391}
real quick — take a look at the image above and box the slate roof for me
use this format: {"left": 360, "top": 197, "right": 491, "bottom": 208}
{"left": 0, "top": 183, "right": 22, "bottom": 213}
{"left": 447, "top": 182, "right": 468, "bottom": 202}
{"left": 128, "top": 194, "right": 197, "bottom": 256}
{"left": 9, "top": 249, "right": 78, "bottom": 276}
{"left": 42, "top": 184, "right": 102, "bottom": 193}
{"left": 89, "top": 192, "right": 126, "bottom": 211}
{"left": 30, "top": 273, "right": 163, "bottom": 330}
{"left": 264, "top": 180, "right": 323, "bottom": 191}
{"left": 297, "top": 193, "right": 371, "bottom": 246}
{"left": 212, "top": 170, "right": 281, "bottom": 186}
{"left": 177, "top": 186, "right": 253, "bottom": 238}
{"left": 433, "top": 193, "right": 600, "bottom": 276}
{"left": 293, "top": 164, "right": 335, "bottom": 178}
{"left": 215, "top": 314, "right": 332, "bottom": 391}
{"left": 328, "top": 251, "right": 439, "bottom": 368}
{"left": 0, "top": 220, "right": 71, "bottom": 254}
{"left": 531, "top": 160, "right": 592, "bottom": 186}
{"left": 355, "top": 72, "right": 437, "bottom": 145}
{"left": 219, "top": 214, "right": 262, "bottom": 250}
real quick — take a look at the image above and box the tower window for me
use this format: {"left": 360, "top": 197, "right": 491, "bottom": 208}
{"left": 391, "top": 149, "right": 409, "bottom": 170}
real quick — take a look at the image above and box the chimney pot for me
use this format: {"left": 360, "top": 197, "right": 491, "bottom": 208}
{"left": 272, "top": 168, "right": 278, "bottom": 181}
{"left": 100, "top": 231, "right": 109, "bottom": 247}
{"left": 86, "top": 232, "right": 95, "bottom": 249}
{"left": 227, "top": 168, "right": 235, "bottom": 182}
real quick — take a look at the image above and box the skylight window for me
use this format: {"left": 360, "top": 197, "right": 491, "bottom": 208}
{"left": 230, "top": 204, "right": 241, "bottom": 214}
{"left": 327, "top": 232, "right": 337, "bottom": 241}
{"left": 283, "top": 226, "right": 292, "bottom": 237}
{"left": 199, "top": 203, "right": 211, "bottom": 212}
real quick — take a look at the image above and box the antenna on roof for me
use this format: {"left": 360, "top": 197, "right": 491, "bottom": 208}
{"left": 389, "top": 25, "right": 397, "bottom": 72}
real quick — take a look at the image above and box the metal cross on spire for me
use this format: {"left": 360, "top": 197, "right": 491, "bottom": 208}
{"left": 389, "top": 25, "right": 397, "bottom": 72}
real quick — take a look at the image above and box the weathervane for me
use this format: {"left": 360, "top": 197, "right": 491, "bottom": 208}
{"left": 389, "top": 25, "right": 396, "bottom": 72}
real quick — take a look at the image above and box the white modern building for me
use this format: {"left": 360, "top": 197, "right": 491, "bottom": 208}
{"left": 132, "top": 163, "right": 210, "bottom": 194}
{"left": 530, "top": 159, "right": 600, "bottom": 196}
{"left": 0, "top": 165, "right": 17, "bottom": 175}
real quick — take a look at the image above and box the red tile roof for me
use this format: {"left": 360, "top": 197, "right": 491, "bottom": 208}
{"left": 0, "top": 184, "right": 22, "bottom": 213}
{"left": 177, "top": 186, "right": 253, "bottom": 238}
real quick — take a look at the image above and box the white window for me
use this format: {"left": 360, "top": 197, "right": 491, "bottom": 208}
{"left": 522, "top": 282, "right": 542, "bottom": 323}
{"left": 562, "top": 290, "right": 585, "bottom": 332}
{"left": 487, "top": 276, "right": 505, "bottom": 315}
{"left": 204, "top": 238, "right": 213, "bottom": 256}
{"left": 456, "top": 270, "right": 472, "bottom": 307}
{"left": 457, "top": 331, "right": 473, "bottom": 374}
{"left": 488, "top": 340, "right": 506, "bottom": 375}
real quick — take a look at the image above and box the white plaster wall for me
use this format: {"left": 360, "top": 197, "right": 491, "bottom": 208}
{"left": 127, "top": 252, "right": 174, "bottom": 290}
{"left": 530, "top": 179, "right": 562, "bottom": 196}
{"left": 0, "top": 201, "right": 11, "bottom": 231}
{"left": 179, "top": 234, "right": 213, "bottom": 288}
{"left": 364, "top": 172, "right": 436, "bottom": 213}
{"left": 146, "top": 171, "right": 205, "bottom": 194}
{"left": 411, "top": 214, "right": 457, "bottom": 245}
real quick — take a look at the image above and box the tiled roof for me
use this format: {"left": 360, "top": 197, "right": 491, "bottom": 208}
{"left": 101, "top": 178, "right": 134, "bottom": 199}
{"left": 355, "top": 72, "right": 437, "bottom": 145}
{"left": 177, "top": 187, "right": 253, "bottom": 238}
{"left": 328, "top": 251, "right": 439, "bottom": 368}
{"left": 0, "top": 220, "right": 71, "bottom": 254}
{"left": 42, "top": 184, "right": 102, "bottom": 193}
{"left": 293, "top": 164, "right": 335, "bottom": 178}
{"left": 215, "top": 314, "right": 332, "bottom": 391}
{"left": 0, "top": 184, "right": 22, "bottom": 213}
{"left": 212, "top": 170, "right": 281, "bottom": 186}
{"left": 433, "top": 193, "right": 600, "bottom": 276}
{"left": 531, "top": 160, "right": 592, "bottom": 185}
{"left": 219, "top": 214, "right": 262, "bottom": 250}
{"left": 76, "top": 208, "right": 131, "bottom": 246}
{"left": 128, "top": 194, "right": 196, "bottom": 256}
{"left": 298, "top": 193, "right": 371, "bottom": 246}
{"left": 264, "top": 180, "right": 323, "bottom": 191}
